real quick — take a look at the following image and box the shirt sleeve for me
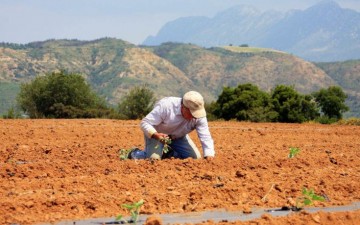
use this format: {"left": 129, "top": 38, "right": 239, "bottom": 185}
{"left": 196, "top": 117, "right": 215, "bottom": 157}
{"left": 140, "top": 101, "right": 164, "bottom": 138}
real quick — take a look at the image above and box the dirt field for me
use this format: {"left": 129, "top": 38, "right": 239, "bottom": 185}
{"left": 1, "top": 119, "right": 360, "bottom": 225}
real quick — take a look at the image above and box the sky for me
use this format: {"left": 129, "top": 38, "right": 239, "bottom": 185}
{"left": 1, "top": 0, "right": 360, "bottom": 45}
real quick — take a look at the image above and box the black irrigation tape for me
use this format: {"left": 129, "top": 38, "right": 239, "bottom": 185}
{"left": 35, "top": 202, "right": 360, "bottom": 225}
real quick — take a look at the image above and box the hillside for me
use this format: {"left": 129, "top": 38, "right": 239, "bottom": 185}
{"left": 0, "top": 38, "right": 197, "bottom": 106}
{"left": 1, "top": 38, "right": 359, "bottom": 117}
{"left": 143, "top": 1, "right": 360, "bottom": 62}
{"left": 147, "top": 43, "right": 335, "bottom": 99}
{"left": 316, "top": 60, "right": 360, "bottom": 117}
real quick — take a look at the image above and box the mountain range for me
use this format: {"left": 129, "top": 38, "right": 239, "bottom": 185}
{"left": 0, "top": 38, "right": 359, "bottom": 118}
{"left": 143, "top": 0, "right": 360, "bottom": 62}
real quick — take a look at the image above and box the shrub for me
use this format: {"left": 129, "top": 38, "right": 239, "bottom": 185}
{"left": 315, "top": 116, "right": 339, "bottom": 124}
{"left": 213, "top": 83, "right": 277, "bottom": 122}
{"left": 17, "top": 71, "right": 109, "bottom": 118}
{"left": 271, "top": 85, "right": 318, "bottom": 123}
{"left": 118, "top": 85, "right": 156, "bottom": 119}
{"left": 336, "top": 118, "right": 360, "bottom": 126}
{"left": 313, "top": 86, "right": 349, "bottom": 120}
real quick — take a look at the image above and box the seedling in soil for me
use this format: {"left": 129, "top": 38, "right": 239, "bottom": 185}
{"left": 295, "top": 187, "right": 325, "bottom": 210}
{"left": 119, "top": 148, "right": 133, "bottom": 160}
{"left": 116, "top": 199, "right": 144, "bottom": 224}
{"left": 155, "top": 136, "right": 172, "bottom": 154}
{"left": 288, "top": 147, "right": 300, "bottom": 158}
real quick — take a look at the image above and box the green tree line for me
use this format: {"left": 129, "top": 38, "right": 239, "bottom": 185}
{"left": 209, "top": 83, "right": 348, "bottom": 123}
{"left": 3, "top": 71, "right": 349, "bottom": 124}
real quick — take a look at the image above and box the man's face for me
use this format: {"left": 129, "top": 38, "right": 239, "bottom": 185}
{"left": 181, "top": 104, "right": 195, "bottom": 120}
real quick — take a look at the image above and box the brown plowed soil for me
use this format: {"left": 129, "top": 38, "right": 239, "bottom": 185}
{"left": 0, "top": 119, "right": 359, "bottom": 225}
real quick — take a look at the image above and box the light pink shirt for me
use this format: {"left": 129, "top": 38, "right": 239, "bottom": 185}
{"left": 140, "top": 97, "right": 215, "bottom": 157}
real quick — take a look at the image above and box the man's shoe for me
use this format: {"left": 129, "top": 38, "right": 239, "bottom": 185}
{"left": 128, "top": 148, "right": 146, "bottom": 159}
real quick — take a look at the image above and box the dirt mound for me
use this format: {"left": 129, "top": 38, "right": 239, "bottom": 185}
{"left": 0, "top": 119, "right": 359, "bottom": 225}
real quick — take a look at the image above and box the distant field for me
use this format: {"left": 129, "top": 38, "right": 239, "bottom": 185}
{"left": 222, "top": 46, "right": 285, "bottom": 54}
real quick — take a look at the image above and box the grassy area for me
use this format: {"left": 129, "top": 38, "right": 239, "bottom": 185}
{"left": 337, "top": 118, "right": 360, "bottom": 126}
{"left": 221, "top": 46, "right": 285, "bottom": 54}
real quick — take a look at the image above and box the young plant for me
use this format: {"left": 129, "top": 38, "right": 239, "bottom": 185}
{"left": 288, "top": 147, "right": 300, "bottom": 158}
{"left": 155, "top": 136, "right": 172, "bottom": 154}
{"left": 116, "top": 199, "right": 144, "bottom": 223}
{"left": 119, "top": 148, "right": 133, "bottom": 160}
{"left": 296, "top": 187, "right": 325, "bottom": 209}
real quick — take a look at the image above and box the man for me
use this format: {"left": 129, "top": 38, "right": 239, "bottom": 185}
{"left": 140, "top": 91, "right": 215, "bottom": 160}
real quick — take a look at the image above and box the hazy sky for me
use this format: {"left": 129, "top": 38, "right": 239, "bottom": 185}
{"left": 1, "top": 0, "right": 359, "bottom": 45}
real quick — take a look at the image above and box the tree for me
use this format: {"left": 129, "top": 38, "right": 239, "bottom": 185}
{"left": 213, "top": 83, "right": 277, "bottom": 122}
{"left": 271, "top": 85, "right": 318, "bottom": 123}
{"left": 312, "top": 86, "right": 349, "bottom": 120}
{"left": 118, "top": 85, "right": 156, "bottom": 119}
{"left": 17, "top": 71, "right": 109, "bottom": 118}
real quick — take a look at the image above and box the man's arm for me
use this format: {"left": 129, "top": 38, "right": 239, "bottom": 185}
{"left": 196, "top": 117, "right": 215, "bottom": 158}
{"left": 140, "top": 101, "right": 165, "bottom": 138}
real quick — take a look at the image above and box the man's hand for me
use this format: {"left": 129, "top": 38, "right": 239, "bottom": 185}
{"left": 152, "top": 132, "right": 169, "bottom": 144}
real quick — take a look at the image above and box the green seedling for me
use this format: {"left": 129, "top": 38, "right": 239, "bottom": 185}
{"left": 116, "top": 199, "right": 144, "bottom": 223}
{"left": 155, "top": 136, "right": 172, "bottom": 154}
{"left": 296, "top": 187, "right": 325, "bottom": 209}
{"left": 119, "top": 148, "right": 133, "bottom": 160}
{"left": 288, "top": 147, "right": 300, "bottom": 158}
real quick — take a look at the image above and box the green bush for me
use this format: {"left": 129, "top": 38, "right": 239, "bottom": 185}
{"left": 209, "top": 83, "right": 347, "bottom": 123}
{"left": 212, "top": 83, "right": 278, "bottom": 122}
{"left": 315, "top": 116, "right": 338, "bottom": 124}
{"left": 313, "top": 86, "right": 349, "bottom": 121}
{"left": 271, "top": 85, "right": 318, "bottom": 123}
{"left": 118, "top": 85, "right": 156, "bottom": 119}
{"left": 17, "top": 71, "right": 110, "bottom": 118}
